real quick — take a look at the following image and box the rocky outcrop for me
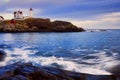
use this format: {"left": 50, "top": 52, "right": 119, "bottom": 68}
{"left": 0, "top": 62, "right": 120, "bottom": 80}
{"left": 0, "top": 50, "right": 7, "bottom": 61}
{"left": 0, "top": 18, "right": 84, "bottom": 32}
{"left": 52, "top": 21, "right": 84, "bottom": 32}
{"left": 106, "top": 64, "right": 120, "bottom": 75}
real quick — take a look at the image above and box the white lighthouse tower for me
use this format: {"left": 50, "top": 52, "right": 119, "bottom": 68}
{"left": 29, "top": 8, "right": 33, "bottom": 18}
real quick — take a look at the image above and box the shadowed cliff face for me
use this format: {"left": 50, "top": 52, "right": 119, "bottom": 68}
{"left": 0, "top": 18, "right": 84, "bottom": 32}
{"left": 52, "top": 21, "right": 84, "bottom": 32}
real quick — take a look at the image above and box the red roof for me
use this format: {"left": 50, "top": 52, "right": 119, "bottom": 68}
{"left": 14, "top": 11, "right": 17, "bottom": 14}
{"left": 14, "top": 11, "right": 23, "bottom": 14}
{"left": 18, "top": 11, "right": 23, "bottom": 14}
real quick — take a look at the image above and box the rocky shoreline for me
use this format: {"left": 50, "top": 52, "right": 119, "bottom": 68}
{"left": 0, "top": 18, "right": 84, "bottom": 32}
{"left": 0, "top": 49, "right": 120, "bottom": 80}
{"left": 0, "top": 62, "right": 120, "bottom": 80}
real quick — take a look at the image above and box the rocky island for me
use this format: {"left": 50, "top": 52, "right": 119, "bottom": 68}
{"left": 0, "top": 18, "right": 84, "bottom": 32}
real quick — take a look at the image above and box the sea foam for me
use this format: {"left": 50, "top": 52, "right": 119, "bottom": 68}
{"left": 0, "top": 47, "right": 116, "bottom": 75}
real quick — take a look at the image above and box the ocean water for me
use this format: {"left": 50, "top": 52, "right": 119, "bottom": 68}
{"left": 0, "top": 29, "right": 120, "bottom": 75}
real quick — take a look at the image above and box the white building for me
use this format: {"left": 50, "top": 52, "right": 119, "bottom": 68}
{"left": 14, "top": 11, "right": 24, "bottom": 20}
{"left": 14, "top": 8, "right": 34, "bottom": 20}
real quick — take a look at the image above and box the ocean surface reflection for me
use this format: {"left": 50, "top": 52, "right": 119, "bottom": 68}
{"left": 0, "top": 30, "right": 120, "bottom": 75}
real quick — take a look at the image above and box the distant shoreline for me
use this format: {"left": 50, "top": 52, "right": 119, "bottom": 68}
{"left": 0, "top": 30, "right": 85, "bottom": 33}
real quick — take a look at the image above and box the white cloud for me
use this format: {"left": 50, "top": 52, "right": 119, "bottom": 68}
{"left": 50, "top": 12, "right": 120, "bottom": 29}
{"left": 8, "top": 0, "right": 118, "bottom": 6}
{"left": 0, "top": 0, "right": 10, "bottom": 5}
{"left": 0, "top": 13, "right": 13, "bottom": 19}
{"left": 6, "top": 8, "right": 42, "bottom": 16}
{"left": 4, "top": 0, "right": 10, "bottom": 2}
{"left": 0, "top": 3, "right": 120, "bottom": 29}
{"left": 4, "top": 0, "right": 76, "bottom": 7}
{"left": 71, "top": 12, "right": 120, "bottom": 29}
{"left": 0, "top": 7, "right": 42, "bottom": 19}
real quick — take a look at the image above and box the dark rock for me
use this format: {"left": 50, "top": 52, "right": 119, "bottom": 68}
{"left": 52, "top": 20, "right": 84, "bottom": 32}
{"left": 0, "top": 50, "right": 7, "bottom": 61}
{"left": 0, "top": 62, "right": 120, "bottom": 80}
{"left": 0, "top": 68, "right": 15, "bottom": 79}
{"left": 7, "top": 75, "right": 28, "bottom": 80}
{"left": 0, "top": 63, "right": 21, "bottom": 79}
{"left": 106, "top": 64, "right": 120, "bottom": 75}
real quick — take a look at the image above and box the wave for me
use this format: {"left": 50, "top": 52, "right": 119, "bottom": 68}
{"left": 0, "top": 46, "right": 119, "bottom": 75}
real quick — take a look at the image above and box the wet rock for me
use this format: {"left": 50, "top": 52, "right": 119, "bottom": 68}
{"left": 0, "top": 50, "right": 7, "bottom": 61}
{"left": 0, "top": 68, "right": 15, "bottom": 79}
{"left": 7, "top": 75, "right": 28, "bottom": 80}
{"left": 0, "top": 62, "right": 120, "bottom": 80}
{"left": 107, "top": 64, "right": 120, "bottom": 75}
{"left": 13, "top": 63, "right": 60, "bottom": 80}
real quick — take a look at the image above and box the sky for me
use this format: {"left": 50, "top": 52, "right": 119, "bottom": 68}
{"left": 0, "top": 0, "right": 120, "bottom": 29}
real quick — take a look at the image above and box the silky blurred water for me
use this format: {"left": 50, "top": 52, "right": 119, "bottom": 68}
{"left": 0, "top": 29, "right": 120, "bottom": 75}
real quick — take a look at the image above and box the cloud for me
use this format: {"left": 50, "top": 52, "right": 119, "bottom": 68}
{"left": 0, "top": 0, "right": 10, "bottom": 5}
{"left": 0, "top": 0, "right": 120, "bottom": 29}
{"left": 5, "top": 8, "right": 42, "bottom": 16}
{"left": 0, "top": 13, "right": 13, "bottom": 19}
{"left": 71, "top": 12, "right": 120, "bottom": 29}
{"left": 0, "top": 7, "right": 42, "bottom": 19}
{"left": 35, "top": 11, "right": 120, "bottom": 29}
{"left": 5, "top": 0, "right": 75, "bottom": 7}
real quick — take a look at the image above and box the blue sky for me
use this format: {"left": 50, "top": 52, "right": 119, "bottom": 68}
{"left": 0, "top": 0, "right": 120, "bottom": 29}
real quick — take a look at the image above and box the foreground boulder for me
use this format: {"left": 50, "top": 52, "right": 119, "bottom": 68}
{"left": 0, "top": 62, "right": 120, "bottom": 80}
{"left": 106, "top": 64, "right": 120, "bottom": 75}
{"left": 0, "top": 50, "right": 7, "bottom": 61}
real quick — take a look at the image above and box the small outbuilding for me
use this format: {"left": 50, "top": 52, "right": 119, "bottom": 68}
{"left": 0, "top": 16, "right": 4, "bottom": 21}
{"left": 0, "top": 16, "right": 4, "bottom": 25}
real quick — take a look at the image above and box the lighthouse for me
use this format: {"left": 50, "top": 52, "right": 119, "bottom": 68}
{"left": 29, "top": 8, "right": 33, "bottom": 18}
